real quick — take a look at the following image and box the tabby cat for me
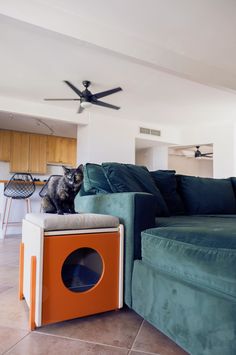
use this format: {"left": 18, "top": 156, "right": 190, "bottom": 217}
{"left": 41, "top": 165, "right": 83, "bottom": 215}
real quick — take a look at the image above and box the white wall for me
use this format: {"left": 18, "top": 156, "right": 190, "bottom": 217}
{"left": 135, "top": 148, "right": 153, "bottom": 169}
{"left": 150, "top": 146, "right": 169, "bottom": 171}
{"left": 168, "top": 155, "right": 213, "bottom": 177}
{"left": 77, "top": 113, "right": 182, "bottom": 166}
{"left": 135, "top": 146, "right": 169, "bottom": 171}
{"left": 77, "top": 114, "right": 135, "bottom": 164}
{"left": 181, "top": 122, "right": 236, "bottom": 178}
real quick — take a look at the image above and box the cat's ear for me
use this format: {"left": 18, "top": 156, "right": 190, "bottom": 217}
{"left": 77, "top": 164, "right": 83, "bottom": 171}
{"left": 62, "top": 166, "right": 70, "bottom": 174}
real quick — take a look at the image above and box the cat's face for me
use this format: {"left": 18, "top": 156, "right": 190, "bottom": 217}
{"left": 63, "top": 165, "right": 83, "bottom": 186}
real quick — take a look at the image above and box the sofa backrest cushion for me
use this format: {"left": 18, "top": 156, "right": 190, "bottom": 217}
{"left": 83, "top": 163, "right": 112, "bottom": 194}
{"left": 178, "top": 175, "right": 236, "bottom": 215}
{"left": 151, "top": 170, "right": 185, "bottom": 215}
{"left": 231, "top": 177, "right": 236, "bottom": 197}
{"left": 102, "top": 162, "right": 169, "bottom": 216}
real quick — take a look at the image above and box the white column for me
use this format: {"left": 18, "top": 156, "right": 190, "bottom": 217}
{"left": 77, "top": 114, "right": 135, "bottom": 164}
{"left": 151, "top": 145, "right": 169, "bottom": 171}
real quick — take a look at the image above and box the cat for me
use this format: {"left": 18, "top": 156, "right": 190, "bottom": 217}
{"left": 41, "top": 165, "right": 83, "bottom": 215}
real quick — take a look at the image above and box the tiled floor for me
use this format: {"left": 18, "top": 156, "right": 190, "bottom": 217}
{"left": 0, "top": 235, "right": 189, "bottom": 355}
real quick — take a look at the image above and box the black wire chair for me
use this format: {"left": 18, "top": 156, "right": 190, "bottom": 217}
{"left": 3, "top": 173, "right": 36, "bottom": 238}
{"left": 39, "top": 175, "right": 62, "bottom": 211}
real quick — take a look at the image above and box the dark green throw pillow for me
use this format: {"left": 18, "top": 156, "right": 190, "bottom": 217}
{"left": 83, "top": 163, "right": 112, "bottom": 194}
{"left": 102, "top": 162, "right": 169, "bottom": 216}
{"left": 102, "top": 163, "right": 143, "bottom": 192}
{"left": 151, "top": 170, "right": 185, "bottom": 215}
{"left": 178, "top": 175, "right": 236, "bottom": 215}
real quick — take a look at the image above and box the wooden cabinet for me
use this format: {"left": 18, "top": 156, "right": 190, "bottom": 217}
{"left": 47, "top": 136, "right": 76, "bottom": 167}
{"left": 2, "top": 129, "right": 76, "bottom": 173}
{"left": 10, "top": 132, "right": 30, "bottom": 172}
{"left": 29, "top": 134, "right": 47, "bottom": 174}
{"left": 0, "top": 130, "right": 11, "bottom": 162}
{"left": 10, "top": 132, "right": 47, "bottom": 174}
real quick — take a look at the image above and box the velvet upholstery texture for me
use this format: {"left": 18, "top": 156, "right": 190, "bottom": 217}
{"left": 102, "top": 162, "right": 144, "bottom": 193}
{"left": 141, "top": 226, "right": 236, "bottom": 298}
{"left": 231, "top": 177, "right": 236, "bottom": 197}
{"left": 83, "top": 163, "right": 112, "bottom": 194}
{"left": 132, "top": 260, "right": 236, "bottom": 355}
{"left": 126, "top": 164, "right": 167, "bottom": 203}
{"left": 178, "top": 175, "right": 236, "bottom": 214}
{"left": 151, "top": 170, "right": 185, "bottom": 215}
{"left": 156, "top": 215, "right": 236, "bottom": 228}
{"left": 102, "top": 162, "right": 169, "bottom": 216}
{"left": 76, "top": 167, "right": 236, "bottom": 355}
{"left": 75, "top": 191, "right": 156, "bottom": 307}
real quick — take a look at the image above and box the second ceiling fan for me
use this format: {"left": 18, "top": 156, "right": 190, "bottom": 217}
{"left": 44, "top": 80, "right": 122, "bottom": 113}
{"left": 194, "top": 146, "right": 213, "bottom": 158}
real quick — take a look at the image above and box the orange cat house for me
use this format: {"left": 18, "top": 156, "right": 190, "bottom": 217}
{"left": 19, "top": 213, "right": 123, "bottom": 330}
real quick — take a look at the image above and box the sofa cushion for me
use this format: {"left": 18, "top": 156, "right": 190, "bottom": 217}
{"left": 178, "top": 175, "right": 236, "bottom": 215}
{"left": 141, "top": 223, "right": 236, "bottom": 298}
{"left": 25, "top": 212, "right": 119, "bottom": 231}
{"left": 151, "top": 170, "right": 185, "bottom": 215}
{"left": 102, "top": 162, "right": 144, "bottom": 192}
{"left": 102, "top": 162, "right": 169, "bottom": 216}
{"left": 231, "top": 177, "right": 236, "bottom": 196}
{"left": 126, "top": 165, "right": 169, "bottom": 205}
{"left": 83, "top": 163, "right": 112, "bottom": 194}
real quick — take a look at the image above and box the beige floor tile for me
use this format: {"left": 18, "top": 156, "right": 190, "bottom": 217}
{"left": 0, "top": 235, "right": 188, "bottom": 355}
{"left": 0, "top": 265, "right": 19, "bottom": 287}
{"left": 0, "top": 237, "right": 20, "bottom": 267}
{"left": 0, "top": 287, "right": 29, "bottom": 330}
{"left": 6, "top": 332, "right": 129, "bottom": 355}
{"left": 132, "top": 321, "right": 189, "bottom": 355}
{"left": 38, "top": 307, "right": 143, "bottom": 349}
{"left": 0, "top": 285, "right": 13, "bottom": 294}
{"left": 0, "top": 326, "right": 28, "bottom": 354}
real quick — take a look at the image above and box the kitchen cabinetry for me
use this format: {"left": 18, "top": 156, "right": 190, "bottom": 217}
{"left": 47, "top": 136, "right": 76, "bottom": 167}
{"left": 10, "top": 132, "right": 47, "bottom": 174}
{"left": 2, "top": 129, "right": 77, "bottom": 173}
{"left": 29, "top": 134, "right": 47, "bottom": 174}
{"left": 10, "top": 132, "right": 30, "bottom": 172}
{"left": 0, "top": 130, "right": 11, "bottom": 162}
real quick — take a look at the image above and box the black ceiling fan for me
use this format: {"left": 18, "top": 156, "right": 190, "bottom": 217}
{"left": 44, "top": 80, "right": 122, "bottom": 113}
{"left": 194, "top": 146, "right": 213, "bottom": 158}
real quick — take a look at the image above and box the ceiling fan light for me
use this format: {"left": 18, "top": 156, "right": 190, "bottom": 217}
{"left": 80, "top": 101, "right": 92, "bottom": 108}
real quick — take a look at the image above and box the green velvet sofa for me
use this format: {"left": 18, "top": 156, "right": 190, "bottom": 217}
{"left": 75, "top": 163, "right": 236, "bottom": 355}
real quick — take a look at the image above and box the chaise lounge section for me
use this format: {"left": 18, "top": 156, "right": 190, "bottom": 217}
{"left": 75, "top": 163, "right": 236, "bottom": 355}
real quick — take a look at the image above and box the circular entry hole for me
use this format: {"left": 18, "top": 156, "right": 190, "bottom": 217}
{"left": 61, "top": 247, "right": 103, "bottom": 293}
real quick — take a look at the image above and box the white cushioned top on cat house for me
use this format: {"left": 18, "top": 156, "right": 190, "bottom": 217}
{"left": 25, "top": 213, "right": 119, "bottom": 231}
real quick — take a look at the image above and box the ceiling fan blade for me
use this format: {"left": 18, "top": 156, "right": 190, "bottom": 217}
{"left": 93, "top": 87, "right": 122, "bottom": 99}
{"left": 201, "top": 152, "right": 213, "bottom": 157}
{"left": 64, "top": 81, "right": 83, "bottom": 97}
{"left": 44, "top": 98, "right": 80, "bottom": 101}
{"left": 91, "top": 100, "right": 120, "bottom": 110}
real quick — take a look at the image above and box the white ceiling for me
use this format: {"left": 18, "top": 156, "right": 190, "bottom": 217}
{"left": 45, "top": 0, "right": 236, "bottom": 77}
{"left": 0, "top": 0, "right": 236, "bottom": 132}
{"left": 0, "top": 111, "right": 77, "bottom": 137}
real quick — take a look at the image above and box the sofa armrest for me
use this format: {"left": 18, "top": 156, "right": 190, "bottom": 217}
{"left": 75, "top": 192, "right": 156, "bottom": 307}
